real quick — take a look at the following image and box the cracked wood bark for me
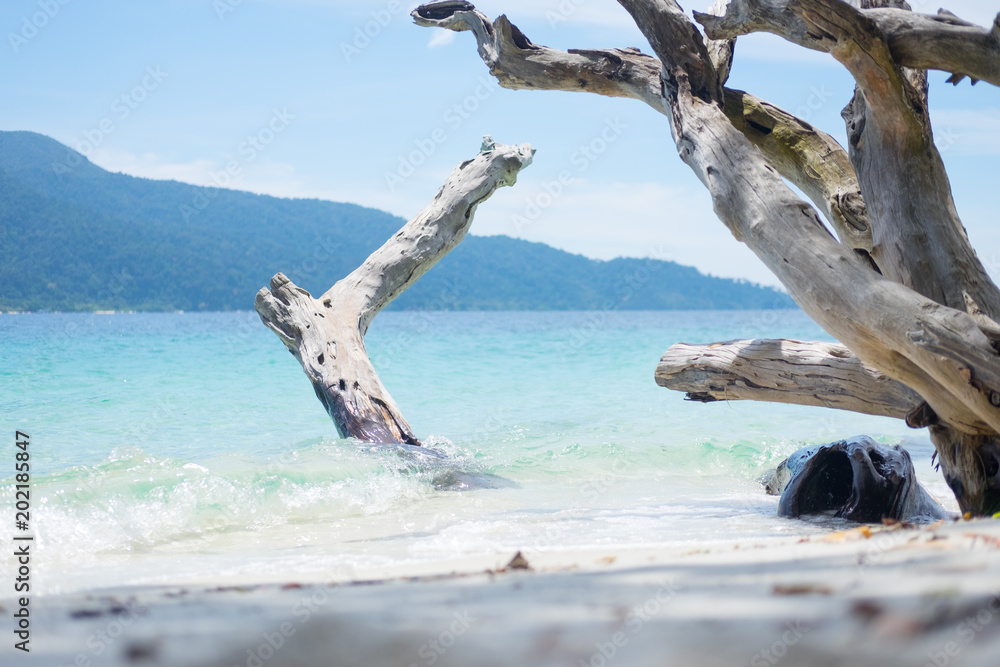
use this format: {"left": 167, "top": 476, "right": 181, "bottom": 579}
{"left": 696, "top": 1, "right": 1000, "bottom": 87}
{"left": 417, "top": 0, "right": 1000, "bottom": 513}
{"left": 693, "top": 0, "right": 1000, "bottom": 515}
{"left": 722, "top": 89, "right": 874, "bottom": 259}
{"left": 412, "top": 2, "right": 873, "bottom": 257}
{"left": 699, "top": 0, "right": 1000, "bottom": 320}
{"left": 656, "top": 339, "right": 921, "bottom": 418}
{"left": 255, "top": 138, "right": 533, "bottom": 445}
{"left": 612, "top": 0, "right": 1000, "bottom": 427}
{"left": 613, "top": 0, "right": 1000, "bottom": 514}
{"left": 413, "top": 2, "right": 668, "bottom": 111}
{"left": 831, "top": 0, "right": 1000, "bottom": 516}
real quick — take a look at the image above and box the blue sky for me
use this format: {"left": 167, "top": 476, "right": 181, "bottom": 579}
{"left": 2, "top": 0, "right": 998, "bottom": 287}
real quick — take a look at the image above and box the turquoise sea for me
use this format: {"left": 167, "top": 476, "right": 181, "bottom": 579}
{"left": 1, "top": 310, "right": 956, "bottom": 595}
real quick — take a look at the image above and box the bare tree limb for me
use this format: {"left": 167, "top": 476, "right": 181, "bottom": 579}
{"left": 722, "top": 88, "right": 874, "bottom": 257}
{"left": 704, "top": 0, "right": 737, "bottom": 87}
{"left": 620, "top": 0, "right": 1000, "bottom": 514}
{"left": 412, "top": 1, "right": 874, "bottom": 257}
{"left": 871, "top": 8, "right": 1000, "bottom": 88}
{"left": 416, "top": 0, "right": 1000, "bottom": 434}
{"left": 422, "top": 0, "right": 1000, "bottom": 512}
{"left": 256, "top": 138, "right": 534, "bottom": 444}
{"left": 656, "top": 339, "right": 921, "bottom": 418}
{"left": 699, "top": 0, "right": 1000, "bottom": 319}
{"left": 696, "top": 1, "right": 1000, "bottom": 88}
{"left": 622, "top": 0, "right": 1000, "bottom": 418}
{"left": 413, "top": 2, "right": 667, "bottom": 111}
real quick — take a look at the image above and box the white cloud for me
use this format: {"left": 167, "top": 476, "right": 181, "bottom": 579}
{"left": 85, "top": 144, "right": 784, "bottom": 287}
{"left": 427, "top": 29, "right": 456, "bottom": 48}
{"left": 87, "top": 149, "right": 309, "bottom": 199}
{"left": 85, "top": 146, "right": 790, "bottom": 289}
{"left": 301, "top": 172, "right": 784, "bottom": 287}
{"left": 471, "top": 178, "right": 783, "bottom": 287}
{"left": 86, "top": 149, "right": 217, "bottom": 184}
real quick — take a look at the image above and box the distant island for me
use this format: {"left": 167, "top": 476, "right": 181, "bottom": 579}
{"left": 0, "top": 130, "right": 795, "bottom": 312}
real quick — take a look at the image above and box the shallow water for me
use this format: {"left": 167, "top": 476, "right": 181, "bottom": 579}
{"left": 0, "top": 310, "right": 956, "bottom": 595}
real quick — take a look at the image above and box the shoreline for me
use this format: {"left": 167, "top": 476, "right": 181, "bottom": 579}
{"left": 6, "top": 517, "right": 1000, "bottom": 666}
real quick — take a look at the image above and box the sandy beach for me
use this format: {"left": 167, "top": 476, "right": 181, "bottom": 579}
{"left": 4, "top": 516, "right": 999, "bottom": 667}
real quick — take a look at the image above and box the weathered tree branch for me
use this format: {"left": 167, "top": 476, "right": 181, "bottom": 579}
{"left": 696, "top": 1, "right": 1000, "bottom": 88}
{"left": 421, "top": 0, "right": 1000, "bottom": 513}
{"left": 412, "top": 1, "right": 874, "bottom": 257}
{"left": 613, "top": 0, "right": 1000, "bottom": 514}
{"left": 690, "top": 0, "right": 1000, "bottom": 513}
{"left": 256, "top": 138, "right": 533, "bottom": 444}
{"left": 413, "top": 3, "right": 668, "bottom": 111}
{"left": 722, "top": 89, "right": 874, "bottom": 257}
{"left": 656, "top": 339, "right": 921, "bottom": 418}
{"left": 704, "top": 0, "right": 737, "bottom": 88}
{"left": 870, "top": 8, "right": 1000, "bottom": 88}
{"left": 699, "top": 0, "right": 1000, "bottom": 320}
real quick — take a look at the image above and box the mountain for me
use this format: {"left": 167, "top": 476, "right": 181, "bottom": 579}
{"left": 0, "top": 131, "right": 794, "bottom": 312}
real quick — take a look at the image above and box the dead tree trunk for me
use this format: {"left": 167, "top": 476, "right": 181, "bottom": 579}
{"left": 255, "top": 137, "right": 533, "bottom": 444}
{"left": 414, "top": 0, "right": 1000, "bottom": 515}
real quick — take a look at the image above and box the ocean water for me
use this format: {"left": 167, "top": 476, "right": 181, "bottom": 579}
{"left": 0, "top": 310, "right": 956, "bottom": 595}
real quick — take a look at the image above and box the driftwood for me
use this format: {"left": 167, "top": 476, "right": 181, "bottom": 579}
{"left": 656, "top": 339, "right": 921, "bottom": 419}
{"left": 765, "top": 436, "right": 949, "bottom": 523}
{"left": 256, "top": 138, "right": 533, "bottom": 444}
{"left": 697, "top": 0, "right": 1000, "bottom": 88}
{"left": 412, "top": 2, "right": 872, "bottom": 257}
{"left": 415, "top": 1, "right": 1000, "bottom": 515}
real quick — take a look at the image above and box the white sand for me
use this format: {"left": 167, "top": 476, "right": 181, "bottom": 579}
{"left": 4, "top": 517, "right": 1000, "bottom": 667}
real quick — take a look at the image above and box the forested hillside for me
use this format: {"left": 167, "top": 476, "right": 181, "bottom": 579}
{"left": 0, "top": 131, "right": 794, "bottom": 312}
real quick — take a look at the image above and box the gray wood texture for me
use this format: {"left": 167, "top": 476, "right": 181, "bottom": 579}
{"left": 256, "top": 138, "right": 533, "bottom": 445}
{"left": 657, "top": 339, "right": 921, "bottom": 418}
{"left": 414, "top": 0, "right": 1000, "bottom": 514}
